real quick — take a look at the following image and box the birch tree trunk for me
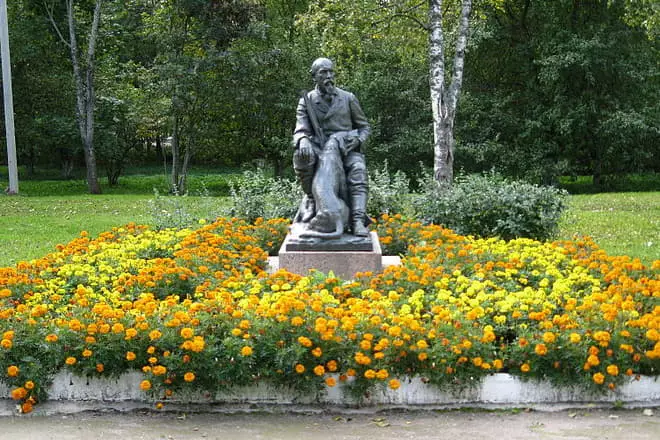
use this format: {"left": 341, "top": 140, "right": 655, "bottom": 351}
{"left": 49, "top": 0, "right": 102, "bottom": 193}
{"left": 428, "top": 0, "right": 472, "bottom": 184}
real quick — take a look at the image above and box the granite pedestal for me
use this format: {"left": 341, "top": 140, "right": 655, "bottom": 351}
{"left": 278, "top": 231, "right": 382, "bottom": 279}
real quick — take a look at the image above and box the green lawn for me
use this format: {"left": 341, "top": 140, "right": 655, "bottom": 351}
{"left": 559, "top": 192, "right": 659, "bottom": 265}
{"left": 1, "top": 189, "right": 658, "bottom": 268}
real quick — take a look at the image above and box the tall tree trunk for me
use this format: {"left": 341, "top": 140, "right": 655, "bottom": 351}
{"left": 55, "top": 0, "right": 103, "bottom": 193}
{"left": 170, "top": 115, "right": 181, "bottom": 194}
{"left": 428, "top": 0, "right": 472, "bottom": 184}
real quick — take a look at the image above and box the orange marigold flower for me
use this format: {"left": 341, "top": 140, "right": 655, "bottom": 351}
{"left": 45, "top": 334, "right": 58, "bottom": 343}
{"left": 184, "top": 372, "right": 196, "bottom": 382}
{"left": 493, "top": 359, "right": 504, "bottom": 370}
{"left": 326, "top": 360, "right": 338, "bottom": 372}
{"left": 587, "top": 354, "right": 600, "bottom": 366}
{"left": 7, "top": 365, "right": 19, "bottom": 377}
{"left": 24, "top": 381, "right": 34, "bottom": 390}
{"left": 364, "top": 369, "right": 376, "bottom": 379}
{"left": 418, "top": 352, "right": 428, "bottom": 361}
{"left": 140, "top": 380, "right": 152, "bottom": 391}
{"left": 11, "top": 387, "right": 27, "bottom": 400}
{"left": 325, "top": 377, "right": 337, "bottom": 387}
{"left": 291, "top": 316, "right": 304, "bottom": 327}
{"left": 569, "top": 333, "right": 581, "bottom": 344}
{"left": 125, "top": 328, "right": 138, "bottom": 340}
{"left": 96, "top": 364, "right": 104, "bottom": 373}
{"left": 240, "top": 346, "right": 253, "bottom": 357}
{"left": 313, "top": 365, "right": 325, "bottom": 376}
{"left": 65, "top": 357, "right": 77, "bottom": 366}
{"left": 21, "top": 401, "right": 34, "bottom": 414}
{"left": 311, "top": 347, "right": 322, "bottom": 357}
{"left": 126, "top": 351, "right": 136, "bottom": 361}
{"left": 149, "top": 330, "right": 162, "bottom": 340}
{"left": 1, "top": 339, "right": 12, "bottom": 349}
{"left": 592, "top": 372, "right": 605, "bottom": 385}
{"left": 520, "top": 363, "right": 531, "bottom": 373}
{"left": 535, "top": 344, "right": 548, "bottom": 356}
{"left": 82, "top": 349, "right": 93, "bottom": 358}
{"left": 389, "top": 379, "right": 401, "bottom": 390}
{"left": 376, "top": 369, "right": 389, "bottom": 380}
{"left": 295, "top": 364, "right": 305, "bottom": 374}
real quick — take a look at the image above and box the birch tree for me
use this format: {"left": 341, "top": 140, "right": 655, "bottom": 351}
{"left": 45, "top": 0, "right": 103, "bottom": 194}
{"left": 428, "top": 0, "right": 472, "bottom": 184}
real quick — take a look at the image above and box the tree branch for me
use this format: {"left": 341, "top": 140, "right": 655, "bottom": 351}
{"left": 43, "top": 0, "right": 71, "bottom": 48}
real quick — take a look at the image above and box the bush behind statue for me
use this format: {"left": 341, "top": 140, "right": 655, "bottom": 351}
{"left": 414, "top": 172, "right": 568, "bottom": 241}
{"left": 227, "top": 167, "right": 567, "bottom": 242}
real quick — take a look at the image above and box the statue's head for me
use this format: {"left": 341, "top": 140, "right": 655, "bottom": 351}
{"left": 310, "top": 57, "right": 335, "bottom": 94}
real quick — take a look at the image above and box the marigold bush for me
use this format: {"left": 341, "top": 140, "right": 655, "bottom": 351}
{"left": 1, "top": 215, "right": 658, "bottom": 413}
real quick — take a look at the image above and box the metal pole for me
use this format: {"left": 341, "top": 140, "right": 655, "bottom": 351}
{"left": 0, "top": 0, "right": 18, "bottom": 194}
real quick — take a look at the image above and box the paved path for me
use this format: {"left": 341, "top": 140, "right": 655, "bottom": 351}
{"left": 0, "top": 408, "right": 657, "bottom": 440}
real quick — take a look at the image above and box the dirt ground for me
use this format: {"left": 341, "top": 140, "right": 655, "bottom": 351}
{"left": 0, "top": 408, "right": 657, "bottom": 440}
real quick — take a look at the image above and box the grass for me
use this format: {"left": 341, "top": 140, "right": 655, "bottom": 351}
{"left": 0, "top": 194, "right": 230, "bottom": 267}
{"left": 559, "top": 192, "right": 659, "bottom": 265}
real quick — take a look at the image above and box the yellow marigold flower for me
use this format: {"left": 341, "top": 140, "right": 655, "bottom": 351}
{"left": 472, "top": 357, "right": 483, "bottom": 367}
{"left": 542, "top": 332, "right": 556, "bottom": 344}
{"left": 291, "top": 316, "right": 304, "bottom": 327}
{"left": 125, "top": 328, "right": 138, "bottom": 340}
{"left": 7, "top": 365, "right": 19, "bottom": 377}
{"left": 148, "top": 357, "right": 158, "bottom": 365}
{"left": 493, "top": 359, "right": 504, "bottom": 370}
{"left": 240, "top": 346, "right": 253, "bottom": 357}
{"left": 112, "top": 323, "right": 125, "bottom": 334}
{"left": 24, "top": 381, "right": 34, "bottom": 390}
{"left": 311, "top": 347, "right": 322, "bottom": 357}
{"left": 239, "top": 320, "right": 251, "bottom": 330}
{"left": 184, "top": 372, "right": 196, "bottom": 382}
{"left": 389, "top": 379, "right": 401, "bottom": 390}
{"left": 606, "top": 365, "right": 619, "bottom": 376}
{"left": 364, "top": 369, "right": 376, "bottom": 379}
{"left": 231, "top": 328, "right": 242, "bottom": 337}
{"left": 313, "top": 365, "right": 325, "bottom": 376}
{"left": 65, "top": 357, "right": 77, "bottom": 366}
{"left": 1, "top": 339, "right": 12, "bottom": 349}
{"left": 569, "top": 333, "right": 581, "bottom": 344}
{"left": 535, "top": 344, "right": 548, "bottom": 356}
{"left": 140, "top": 380, "right": 152, "bottom": 391}
{"left": 126, "top": 351, "right": 136, "bottom": 361}
{"left": 82, "top": 349, "right": 93, "bottom": 358}
{"left": 359, "top": 340, "right": 372, "bottom": 351}
{"left": 376, "top": 369, "right": 389, "bottom": 380}
{"left": 587, "top": 354, "right": 600, "bottom": 366}
{"left": 416, "top": 340, "right": 429, "bottom": 350}
{"left": 149, "top": 330, "right": 162, "bottom": 341}
{"left": 325, "top": 377, "right": 337, "bottom": 387}
{"left": 45, "top": 334, "right": 58, "bottom": 343}
{"left": 520, "top": 363, "right": 531, "bottom": 373}
{"left": 295, "top": 364, "right": 305, "bottom": 374}
{"left": 592, "top": 372, "right": 605, "bottom": 385}
{"left": 152, "top": 365, "right": 167, "bottom": 376}
{"left": 180, "top": 327, "right": 194, "bottom": 339}
{"left": 297, "top": 336, "right": 313, "bottom": 347}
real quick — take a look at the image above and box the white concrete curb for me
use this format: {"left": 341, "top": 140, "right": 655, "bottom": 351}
{"left": 1, "top": 371, "right": 658, "bottom": 415}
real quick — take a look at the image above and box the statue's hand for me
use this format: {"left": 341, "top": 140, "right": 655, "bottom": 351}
{"left": 343, "top": 137, "right": 360, "bottom": 155}
{"left": 298, "top": 137, "right": 314, "bottom": 160}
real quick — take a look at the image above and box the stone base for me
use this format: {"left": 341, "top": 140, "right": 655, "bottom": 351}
{"left": 277, "top": 231, "right": 382, "bottom": 279}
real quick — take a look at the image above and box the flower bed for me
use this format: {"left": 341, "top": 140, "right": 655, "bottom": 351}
{"left": 1, "top": 215, "right": 658, "bottom": 414}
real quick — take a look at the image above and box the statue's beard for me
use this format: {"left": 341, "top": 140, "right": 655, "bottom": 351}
{"left": 321, "top": 81, "right": 335, "bottom": 95}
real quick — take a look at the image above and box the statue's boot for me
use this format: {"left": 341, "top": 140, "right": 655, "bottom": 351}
{"left": 350, "top": 192, "right": 369, "bottom": 237}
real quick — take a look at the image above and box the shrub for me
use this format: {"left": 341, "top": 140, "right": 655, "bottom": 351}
{"left": 228, "top": 169, "right": 302, "bottom": 222}
{"left": 367, "top": 162, "right": 413, "bottom": 218}
{"left": 413, "top": 172, "right": 568, "bottom": 241}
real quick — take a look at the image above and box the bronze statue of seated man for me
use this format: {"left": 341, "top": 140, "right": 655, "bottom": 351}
{"left": 292, "top": 57, "right": 371, "bottom": 238}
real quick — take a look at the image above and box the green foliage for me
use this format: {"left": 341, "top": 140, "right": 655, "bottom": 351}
{"left": 413, "top": 172, "right": 568, "bottom": 241}
{"left": 228, "top": 168, "right": 302, "bottom": 222}
{"left": 367, "top": 162, "right": 413, "bottom": 218}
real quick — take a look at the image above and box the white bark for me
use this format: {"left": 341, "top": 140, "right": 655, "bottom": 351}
{"left": 429, "top": 0, "right": 471, "bottom": 184}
